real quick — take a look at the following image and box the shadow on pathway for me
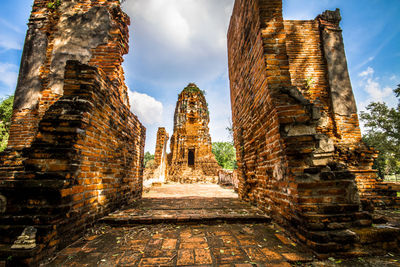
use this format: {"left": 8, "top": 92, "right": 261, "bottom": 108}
{"left": 42, "top": 184, "right": 400, "bottom": 266}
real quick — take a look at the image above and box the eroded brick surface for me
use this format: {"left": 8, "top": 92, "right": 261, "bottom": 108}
{"left": 41, "top": 223, "right": 315, "bottom": 266}
{"left": 227, "top": 0, "right": 396, "bottom": 254}
{"left": 0, "top": 0, "right": 144, "bottom": 264}
{"left": 1, "top": 0, "right": 400, "bottom": 265}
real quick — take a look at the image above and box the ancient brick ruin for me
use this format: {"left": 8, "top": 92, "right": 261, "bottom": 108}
{"left": 0, "top": 0, "right": 145, "bottom": 263}
{"left": 228, "top": 0, "right": 399, "bottom": 254}
{"left": 143, "top": 127, "right": 169, "bottom": 186}
{"left": 144, "top": 84, "right": 222, "bottom": 184}
{"left": 167, "top": 84, "right": 221, "bottom": 183}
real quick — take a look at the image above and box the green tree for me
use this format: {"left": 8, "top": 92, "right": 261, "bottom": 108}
{"left": 143, "top": 151, "right": 155, "bottom": 168}
{"left": 212, "top": 142, "right": 237, "bottom": 170}
{"left": 360, "top": 85, "right": 400, "bottom": 177}
{"left": 0, "top": 95, "right": 14, "bottom": 152}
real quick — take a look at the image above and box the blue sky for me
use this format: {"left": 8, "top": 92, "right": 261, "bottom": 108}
{"left": 0, "top": 0, "right": 399, "bottom": 153}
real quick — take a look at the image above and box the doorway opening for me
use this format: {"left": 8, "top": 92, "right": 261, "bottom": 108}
{"left": 188, "top": 149, "right": 195, "bottom": 167}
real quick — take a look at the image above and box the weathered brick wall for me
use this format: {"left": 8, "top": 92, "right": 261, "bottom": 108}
{"left": 228, "top": 0, "right": 282, "bottom": 201}
{"left": 284, "top": 20, "right": 334, "bottom": 137}
{"left": 8, "top": 0, "right": 130, "bottom": 151}
{"left": 0, "top": 0, "right": 145, "bottom": 263}
{"left": 228, "top": 0, "right": 374, "bottom": 254}
{"left": 284, "top": 17, "right": 379, "bottom": 201}
{"left": 0, "top": 61, "right": 145, "bottom": 263}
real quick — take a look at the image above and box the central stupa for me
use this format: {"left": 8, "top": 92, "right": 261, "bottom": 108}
{"left": 167, "top": 83, "right": 221, "bottom": 183}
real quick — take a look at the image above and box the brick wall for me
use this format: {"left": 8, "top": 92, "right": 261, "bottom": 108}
{"left": 0, "top": 61, "right": 145, "bottom": 264}
{"left": 228, "top": 0, "right": 375, "bottom": 254}
{"left": 8, "top": 0, "right": 130, "bottom": 151}
{"left": 143, "top": 127, "right": 169, "bottom": 185}
{"left": 0, "top": 0, "right": 145, "bottom": 264}
{"left": 284, "top": 17, "right": 379, "bottom": 201}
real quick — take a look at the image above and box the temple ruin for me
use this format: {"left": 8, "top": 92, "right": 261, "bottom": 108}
{"left": 167, "top": 83, "right": 221, "bottom": 183}
{"left": 143, "top": 84, "right": 221, "bottom": 184}
{"left": 0, "top": 0, "right": 399, "bottom": 264}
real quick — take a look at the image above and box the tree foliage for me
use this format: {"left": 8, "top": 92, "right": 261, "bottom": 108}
{"left": 0, "top": 95, "right": 14, "bottom": 152}
{"left": 212, "top": 142, "right": 237, "bottom": 170}
{"left": 360, "top": 85, "right": 400, "bottom": 177}
{"left": 143, "top": 152, "right": 155, "bottom": 168}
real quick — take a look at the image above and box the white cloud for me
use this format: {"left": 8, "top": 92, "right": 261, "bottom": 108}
{"left": 122, "top": 0, "right": 234, "bottom": 86}
{"left": 357, "top": 67, "right": 396, "bottom": 111}
{"left": 129, "top": 0, "right": 191, "bottom": 48}
{"left": 0, "top": 63, "right": 18, "bottom": 89}
{"left": 363, "top": 78, "right": 392, "bottom": 101}
{"left": 358, "top": 67, "right": 374, "bottom": 77}
{"left": 128, "top": 90, "right": 163, "bottom": 125}
{"left": 0, "top": 18, "right": 24, "bottom": 34}
{"left": 0, "top": 36, "right": 21, "bottom": 51}
{"left": 0, "top": 18, "right": 25, "bottom": 51}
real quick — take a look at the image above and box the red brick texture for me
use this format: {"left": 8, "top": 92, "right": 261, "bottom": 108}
{"left": 0, "top": 0, "right": 145, "bottom": 263}
{"left": 0, "top": 61, "right": 145, "bottom": 263}
{"left": 154, "top": 128, "right": 169, "bottom": 167}
{"left": 8, "top": 0, "right": 130, "bottom": 151}
{"left": 143, "top": 127, "right": 169, "bottom": 183}
{"left": 228, "top": 0, "right": 378, "bottom": 253}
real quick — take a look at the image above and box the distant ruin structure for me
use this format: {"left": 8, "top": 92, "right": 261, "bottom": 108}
{"left": 143, "top": 127, "right": 169, "bottom": 187}
{"left": 167, "top": 84, "right": 221, "bottom": 183}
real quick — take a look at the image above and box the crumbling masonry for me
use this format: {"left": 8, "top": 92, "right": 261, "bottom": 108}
{"left": 228, "top": 0, "right": 397, "bottom": 254}
{"left": 0, "top": 0, "right": 145, "bottom": 264}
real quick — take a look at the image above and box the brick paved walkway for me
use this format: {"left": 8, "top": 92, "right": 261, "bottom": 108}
{"left": 142, "top": 183, "right": 238, "bottom": 198}
{"left": 42, "top": 184, "right": 400, "bottom": 266}
{"left": 100, "top": 198, "right": 269, "bottom": 225}
{"left": 43, "top": 223, "right": 314, "bottom": 266}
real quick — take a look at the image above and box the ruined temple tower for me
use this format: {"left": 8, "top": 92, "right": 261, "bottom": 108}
{"left": 168, "top": 83, "right": 221, "bottom": 183}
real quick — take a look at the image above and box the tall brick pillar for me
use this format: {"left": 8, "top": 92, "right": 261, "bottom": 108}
{"left": 317, "top": 10, "right": 378, "bottom": 199}
{"left": 228, "top": 0, "right": 374, "bottom": 254}
{"left": 154, "top": 128, "right": 169, "bottom": 167}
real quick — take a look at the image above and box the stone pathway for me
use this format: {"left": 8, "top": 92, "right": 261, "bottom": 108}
{"left": 143, "top": 183, "right": 238, "bottom": 198}
{"left": 43, "top": 223, "right": 315, "bottom": 266}
{"left": 41, "top": 184, "right": 400, "bottom": 266}
{"left": 100, "top": 198, "right": 269, "bottom": 225}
